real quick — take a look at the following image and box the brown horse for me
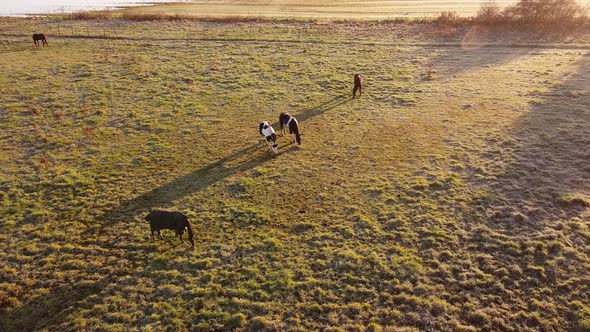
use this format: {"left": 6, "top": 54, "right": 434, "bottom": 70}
{"left": 32, "top": 33, "right": 48, "bottom": 47}
{"left": 353, "top": 74, "right": 362, "bottom": 98}
{"left": 145, "top": 210, "right": 195, "bottom": 248}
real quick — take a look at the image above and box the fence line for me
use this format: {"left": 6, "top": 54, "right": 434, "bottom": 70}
{"left": 5, "top": 22, "right": 590, "bottom": 50}
{"left": 10, "top": 23, "right": 347, "bottom": 41}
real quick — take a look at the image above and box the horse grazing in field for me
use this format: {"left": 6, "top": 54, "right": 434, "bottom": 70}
{"left": 145, "top": 210, "right": 195, "bottom": 248}
{"left": 32, "top": 34, "right": 48, "bottom": 47}
{"left": 279, "top": 112, "right": 301, "bottom": 145}
{"left": 353, "top": 74, "right": 362, "bottom": 98}
{"left": 259, "top": 121, "right": 278, "bottom": 154}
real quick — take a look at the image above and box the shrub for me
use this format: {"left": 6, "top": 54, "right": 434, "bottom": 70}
{"left": 503, "top": 0, "right": 587, "bottom": 27}
{"left": 473, "top": 0, "right": 589, "bottom": 28}
{"left": 476, "top": 1, "right": 504, "bottom": 25}
{"left": 435, "top": 11, "right": 467, "bottom": 26}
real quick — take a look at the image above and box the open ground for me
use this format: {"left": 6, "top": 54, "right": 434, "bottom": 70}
{"left": 0, "top": 17, "right": 589, "bottom": 331}
{"left": 119, "top": 0, "right": 519, "bottom": 19}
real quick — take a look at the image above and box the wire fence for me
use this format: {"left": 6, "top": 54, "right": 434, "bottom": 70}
{"left": 0, "top": 22, "right": 395, "bottom": 45}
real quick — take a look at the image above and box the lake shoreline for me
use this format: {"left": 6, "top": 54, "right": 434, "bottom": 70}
{"left": 0, "top": 1, "right": 189, "bottom": 18}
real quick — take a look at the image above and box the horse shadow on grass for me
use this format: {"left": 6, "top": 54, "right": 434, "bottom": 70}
{"left": 85, "top": 94, "right": 349, "bottom": 236}
{"left": 0, "top": 95, "right": 349, "bottom": 331}
{"left": 473, "top": 54, "right": 590, "bottom": 231}
{"left": 446, "top": 53, "right": 590, "bottom": 331}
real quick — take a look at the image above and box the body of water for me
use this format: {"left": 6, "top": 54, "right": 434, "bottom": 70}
{"left": 0, "top": 0, "right": 190, "bottom": 17}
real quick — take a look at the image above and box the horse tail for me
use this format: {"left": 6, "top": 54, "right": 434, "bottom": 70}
{"left": 186, "top": 218, "right": 195, "bottom": 248}
{"left": 292, "top": 120, "right": 301, "bottom": 145}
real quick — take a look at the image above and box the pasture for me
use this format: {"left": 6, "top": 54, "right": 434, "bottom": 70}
{"left": 120, "top": 0, "right": 520, "bottom": 19}
{"left": 0, "top": 18, "right": 589, "bottom": 331}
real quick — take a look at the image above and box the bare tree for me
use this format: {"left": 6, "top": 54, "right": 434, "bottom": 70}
{"left": 477, "top": 0, "right": 503, "bottom": 24}
{"left": 503, "top": 0, "right": 586, "bottom": 26}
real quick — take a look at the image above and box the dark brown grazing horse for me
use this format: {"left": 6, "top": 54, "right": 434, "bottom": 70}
{"left": 32, "top": 33, "right": 48, "bottom": 47}
{"left": 145, "top": 210, "right": 195, "bottom": 248}
{"left": 353, "top": 74, "right": 362, "bottom": 98}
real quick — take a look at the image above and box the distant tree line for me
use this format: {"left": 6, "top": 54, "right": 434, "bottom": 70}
{"left": 475, "top": 0, "right": 588, "bottom": 27}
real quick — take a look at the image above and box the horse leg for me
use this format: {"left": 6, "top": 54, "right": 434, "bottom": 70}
{"left": 158, "top": 230, "right": 164, "bottom": 240}
{"left": 177, "top": 229, "right": 185, "bottom": 244}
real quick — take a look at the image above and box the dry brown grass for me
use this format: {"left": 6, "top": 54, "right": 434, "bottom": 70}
{"left": 119, "top": 12, "right": 298, "bottom": 23}
{"left": 435, "top": 11, "right": 472, "bottom": 26}
{"left": 120, "top": 12, "right": 185, "bottom": 21}
{"left": 57, "top": 0, "right": 590, "bottom": 32}
{"left": 69, "top": 10, "right": 113, "bottom": 21}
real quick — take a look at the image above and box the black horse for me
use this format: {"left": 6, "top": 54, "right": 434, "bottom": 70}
{"left": 32, "top": 34, "right": 48, "bottom": 47}
{"left": 279, "top": 112, "right": 301, "bottom": 145}
{"left": 145, "top": 210, "right": 195, "bottom": 248}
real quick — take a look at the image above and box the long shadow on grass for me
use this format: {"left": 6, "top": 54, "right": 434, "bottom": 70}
{"left": 430, "top": 45, "right": 532, "bottom": 82}
{"left": 86, "top": 95, "right": 349, "bottom": 235}
{"left": 0, "top": 241, "right": 163, "bottom": 331}
{"left": 0, "top": 272, "right": 124, "bottom": 331}
{"left": 444, "top": 53, "right": 590, "bottom": 331}
{"left": 476, "top": 55, "right": 590, "bottom": 230}
{"left": 0, "top": 95, "right": 349, "bottom": 330}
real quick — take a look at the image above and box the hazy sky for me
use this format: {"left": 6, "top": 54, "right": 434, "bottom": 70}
{"left": 0, "top": 0, "right": 187, "bottom": 15}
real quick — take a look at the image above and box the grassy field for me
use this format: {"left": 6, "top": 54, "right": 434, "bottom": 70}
{"left": 1, "top": 18, "right": 590, "bottom": 331}
{"left": 120, "top": 0, "right": 520, "bottom": 19}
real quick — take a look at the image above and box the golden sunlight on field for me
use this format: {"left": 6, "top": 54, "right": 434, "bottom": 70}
{"left": 123, "top": 0, "right": 520, "bottom": 18}
{"left": 0, "top": 0, "right": 589, "bottom": 329}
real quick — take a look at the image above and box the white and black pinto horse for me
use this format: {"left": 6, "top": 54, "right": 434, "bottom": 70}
{"left": 259, "top": 121, "right": 278, "bottom": 154}
{"left": 279, "top": 112, "right": 301, "bottom": 145}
